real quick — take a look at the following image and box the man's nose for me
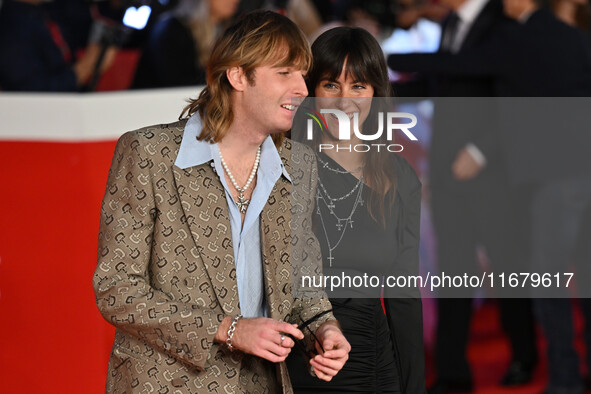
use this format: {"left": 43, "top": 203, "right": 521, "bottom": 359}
{"left": 293, "top": 73, "right": 308, "bottom": 97}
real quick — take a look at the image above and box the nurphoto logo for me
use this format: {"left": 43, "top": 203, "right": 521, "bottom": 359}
{"left": 303, "top": 107, "right": 419, "bottom": 153}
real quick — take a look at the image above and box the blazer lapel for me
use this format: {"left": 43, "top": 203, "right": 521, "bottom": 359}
{"left": 460, "top": 0, "right": 501, "bottom": 51}
{"left": 260, "top": 179, "right": 292, "bottom": 321}
{"left": 172, "top": 162, "right": 241, "bottom": 316}
{"left": 260, "top": 145, "right": 294, "bottom": 394}
{"left": 260, "top": 143, "right": 293, "bottom": 321}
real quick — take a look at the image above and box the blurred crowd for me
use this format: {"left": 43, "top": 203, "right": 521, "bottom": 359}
{"left": 2, "top": 1, "right": 591, "bottom": 393}
{"left": 0, "top": 0, "right": 588, "bottom": 91}
{"left": 0, "top": 0, "right": 441, "bottom": 91}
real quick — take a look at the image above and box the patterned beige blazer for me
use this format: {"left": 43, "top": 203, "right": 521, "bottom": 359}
{"left": 93, "top": 119, "right": 334, "bottom": 393}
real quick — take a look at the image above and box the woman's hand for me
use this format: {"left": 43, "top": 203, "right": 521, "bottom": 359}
{"left": 309, "top": 321, "right": 351, "bottom": 381}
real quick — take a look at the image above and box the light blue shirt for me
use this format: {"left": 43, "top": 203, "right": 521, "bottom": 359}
{"left": 175, "top": 114, "right": 292, "bottom": 317}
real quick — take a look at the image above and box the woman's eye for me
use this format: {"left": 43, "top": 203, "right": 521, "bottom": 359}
{"left": 323, "top": 82, "right": 337, "bottom": 89}
{"left": 353, "top": 84, "right": 367, "bottom": 90}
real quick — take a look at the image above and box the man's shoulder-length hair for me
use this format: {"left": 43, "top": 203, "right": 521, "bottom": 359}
{"left": 180, "top": 10, "right": 311, "bottom": 148}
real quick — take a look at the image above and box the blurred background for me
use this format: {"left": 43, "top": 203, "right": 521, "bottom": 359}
{"left": 1, "top": 0, "right": 591, "bottom": 393}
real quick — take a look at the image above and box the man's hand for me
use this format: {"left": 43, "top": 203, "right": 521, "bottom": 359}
{"left": 309, "top": 321, "right": 350, "bottom": 381}
{"left": 215, "top": 317, "right": 304, "bottom": 363}
{"left": 452, "top": 147, "right": 484, "bottom": 180}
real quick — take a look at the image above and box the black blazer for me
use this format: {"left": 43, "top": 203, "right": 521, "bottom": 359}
{"left": 390, "top": 0, "right": 510, "bottom": 190}
{"left": 388, "top": 8, "right": 591, "bottom": 183}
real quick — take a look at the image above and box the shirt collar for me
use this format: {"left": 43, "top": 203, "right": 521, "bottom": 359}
{"left": 175, "top": 114, "right": 292, "bottom": 183}
{"left": 457, "top": 0, "right": 489, "bottom": 25}
{"left": 518, "top": 7, "right": 538, "bottom": 23}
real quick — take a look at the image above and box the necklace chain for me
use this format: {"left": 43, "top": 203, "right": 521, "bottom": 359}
{"left": 317, "top": 172, "right": 364, "bottom": 202}
{"left": 219, "top": 146, "right": 261, "bottom": 214}
{"left": 317, "top": 155, "right": 364, "bottom": 175}
{"left": 316, "top": 172, "right": 365, "bottom": 267}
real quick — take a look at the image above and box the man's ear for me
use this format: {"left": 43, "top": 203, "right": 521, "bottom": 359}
{"left": 226, "top": 66, "right": 248, "bottom": 91}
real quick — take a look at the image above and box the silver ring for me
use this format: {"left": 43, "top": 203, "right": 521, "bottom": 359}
{"left": 280, "top": 335, "right": 286, "bottom": 344}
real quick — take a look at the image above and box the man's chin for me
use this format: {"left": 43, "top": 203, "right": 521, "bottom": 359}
{"left": 268, "top": 127, "right": 290, "bottom": 135}
{"left": 269, "top": 121, "right": 292, "bottom": 134}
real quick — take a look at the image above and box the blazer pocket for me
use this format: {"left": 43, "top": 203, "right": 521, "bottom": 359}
{"left": 113, "top": 344, "right": 157, "bottom": 365}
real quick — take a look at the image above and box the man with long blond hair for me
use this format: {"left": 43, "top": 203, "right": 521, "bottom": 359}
{"left": 93, "top": 10, "right": 350, "bottom": 393}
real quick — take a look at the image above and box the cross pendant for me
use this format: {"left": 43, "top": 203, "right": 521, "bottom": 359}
{"left": 236, "top": 193, "right": 250, "bottom": 213}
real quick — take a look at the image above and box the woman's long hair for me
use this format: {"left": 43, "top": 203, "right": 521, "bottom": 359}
{"left": 300, "top": 26, "right": 397, "bottom": 227}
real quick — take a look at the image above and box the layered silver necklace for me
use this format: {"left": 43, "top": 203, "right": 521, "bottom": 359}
{"left": 315, "top": 155, "right": 365, "bottom": 267}
{"left": 219, "top": 146, "right": 261, "bottom": 213}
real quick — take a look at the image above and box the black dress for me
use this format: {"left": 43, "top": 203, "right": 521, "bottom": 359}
{"left": 286, "top": 153, "right": 426, "bottom": 393}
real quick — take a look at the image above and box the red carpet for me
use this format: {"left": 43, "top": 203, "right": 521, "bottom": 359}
{"left": 0, "top": 140, "right": 587, "bottom": 393}
{"left": 0, "top": 141, "right": 117, "bottom": 394}
{"left": 424, "top": 298, "right": 588, "bottom": 394}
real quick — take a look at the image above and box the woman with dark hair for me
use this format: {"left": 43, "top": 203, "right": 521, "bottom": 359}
{"left": 286, "top": 27, "right": 426, "bottom": 393}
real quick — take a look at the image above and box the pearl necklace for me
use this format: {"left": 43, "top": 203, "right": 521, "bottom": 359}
{"left": 219, "top": 146, "right": 261, "bottom": 213}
